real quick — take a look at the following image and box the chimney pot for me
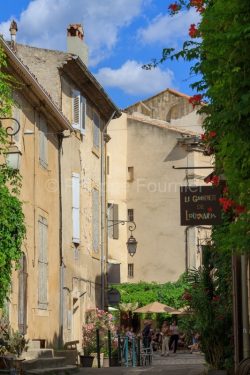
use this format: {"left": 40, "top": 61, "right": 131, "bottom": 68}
{"left": 67, "top": 24, "right": 88, "bottom": 66}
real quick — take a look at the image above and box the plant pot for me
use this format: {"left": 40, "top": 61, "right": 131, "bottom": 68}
{"left": 79, "top": 355, "right": 95, "bottom": 367}
{"left": 103, "top": 357, "right": 109, "bottom": 368}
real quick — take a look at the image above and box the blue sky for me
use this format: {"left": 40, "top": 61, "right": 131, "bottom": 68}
{"left": 0, "top": 0, "right": 200, "bottom": 109}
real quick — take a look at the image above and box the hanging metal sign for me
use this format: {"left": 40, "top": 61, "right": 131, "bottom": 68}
{"left": 107, "top": 288, "right": 121, "bottom": 305}
{"left": 180, "top": 186, "right": 221, "bottom": 226}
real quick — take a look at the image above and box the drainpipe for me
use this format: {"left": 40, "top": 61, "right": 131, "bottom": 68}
{"left": 241, "top": 254, "right": 250, "bottom": 358}
{"left": 100, "top": 111, "right": 116, "bottom": 310}
{"left": 185, "top": 226, "right": 193, "bottom": 271}
{"left": 58, "top": 133, "right": 64, "bottom": 348}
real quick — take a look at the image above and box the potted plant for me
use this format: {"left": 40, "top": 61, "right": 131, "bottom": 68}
{"left": 81, "top": 308, "right": 115, "bottom": 368}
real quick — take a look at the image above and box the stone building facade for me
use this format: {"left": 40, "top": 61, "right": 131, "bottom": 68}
{"left": 1, "top": 23, "right": 120, "bottom": 347}
{"left": 107, "top": 90, "right": 211, "bottom": 283}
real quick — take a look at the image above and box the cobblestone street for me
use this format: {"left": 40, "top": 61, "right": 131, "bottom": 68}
{"left": 78, "top": 351, "right": 206, "bottom": 375}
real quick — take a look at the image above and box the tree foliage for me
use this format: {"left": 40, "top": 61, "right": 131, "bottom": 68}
{"left": 0, "top": 46, "right": 26, "bottom": 307}
{"left": 185, "top": 246, "right": 233, "bottom": 369}
{"left": 145, "top": 0, "right": 250, "bottom": 252}
{"left": 114, "top": 275, "right": 188, "bottom": 309}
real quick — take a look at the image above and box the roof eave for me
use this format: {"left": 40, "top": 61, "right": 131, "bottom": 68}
{"left": 0, "top": 37, "right": 73, "bottom": 132}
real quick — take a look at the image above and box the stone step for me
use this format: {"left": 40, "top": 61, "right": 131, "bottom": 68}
{"left": 22, "top": 357, "right": 67, "bottom": 371}
{"left": 25, "top": 365, "right": 78, "bottom": 375}
{"left": 21, "top": 349, "right": 54, "bottom": 360}
{"left": 54, "top": 350, "right": 78, "bottom": 366}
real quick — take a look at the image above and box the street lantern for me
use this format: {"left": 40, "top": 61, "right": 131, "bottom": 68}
{"left": 108, "top": 219, "right": 137, "bottom": 256}
{"left": 0, "top": 117, "right": 21, "bottom": 170}
{"left": 126, "top": 234, "right": 137, "bottom": 257}
{"left": 5, "top": 146, "right": 22, "bottom": 170}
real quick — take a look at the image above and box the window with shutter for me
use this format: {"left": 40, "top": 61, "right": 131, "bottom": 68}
{"left": 72, "top": 173, "right": 80, "bottom": 244}
{"left": 38, "top": 216, "right": 48, "bottom": 310}
{"left": 93, "top": 112, "right": 100, "bottom": 149}
{"left": 72, "top": 90, "right": 81, "bottom": 130}
{"left": 107, "top": 203, "right": 119, "bottom": 239}
{"left": 72, "top": 91, "right": 86, "bottom": 134}
{"left": 39, "top": 116, "right": 48, "bottom": 168}
{"left": 128, "top": 264, "right": 134, "bottom": 278}
{"left": 128, "top": 209, "right": 134, "bottom": 222}
{"left": 92, "top": 188, "right": 99, "bottom": 252}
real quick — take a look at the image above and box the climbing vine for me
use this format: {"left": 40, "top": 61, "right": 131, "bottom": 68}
{"left": 0, "top": 46, "right": 26, "bottom": 307}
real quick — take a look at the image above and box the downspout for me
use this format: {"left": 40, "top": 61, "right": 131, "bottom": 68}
{"left": 101, "top": 111, "right": 116, "bottom": 310}
{"left": 184, "top": 226, "right": 193, "bottom": 271}
{"left": 241, "top": 254, "right": 250, "bottom": 358}
{"left": 58, "top": 133, "right": 64, "bottom": 348}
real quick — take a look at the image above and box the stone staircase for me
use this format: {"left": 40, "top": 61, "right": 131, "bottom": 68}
{"left": 19, "top": 340, "right": 79, "bottom": 374}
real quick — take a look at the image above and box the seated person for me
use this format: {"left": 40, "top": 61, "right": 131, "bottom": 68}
{"left": 188, "top": 333, "right": 200, "bottom": 353}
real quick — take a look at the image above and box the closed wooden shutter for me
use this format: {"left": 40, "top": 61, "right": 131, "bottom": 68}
{"left": 92, "top": 189, "right": 99, "bottom": 252}
{"left": 93, "top": 112, "right": 100, "bottom": 149}
{"left": 72, "top": 173, "right": 80, "bottom": 244}
{"left": 38, "top": 216, "right": 48, "bottom": 309}
{"left": 72, "top": 90, "right": 81, "bottom": 130}
{"left": 113, "top": 204, "right": 119, "bottom": 239}
{"left": 39, "top": 116, "right": 48, "bottom": 168}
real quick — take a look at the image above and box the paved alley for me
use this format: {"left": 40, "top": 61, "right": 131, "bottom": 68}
{"left": 77, "top": 351, "right": 206, "bottom": 375}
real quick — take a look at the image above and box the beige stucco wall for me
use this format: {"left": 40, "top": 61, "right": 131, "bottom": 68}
{"left": 10, "top": 91, "right": 61, "bottom": 346}
{"left": 60, "top": 76, "right": 104, "bottom": 345}
{"left": 107, "top": 113, "right": 128, "bottom": 283}
{"left": 107, "top": 92, "right": 212, "bottom": 284}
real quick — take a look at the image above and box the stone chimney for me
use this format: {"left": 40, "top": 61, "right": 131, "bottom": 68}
{"left": 67, "top": 24, "right": 88, "bottom": 66}
{"left": 9, "top": 20, "right": 18, "bottom": 51}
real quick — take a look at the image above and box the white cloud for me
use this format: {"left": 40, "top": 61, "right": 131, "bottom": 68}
{"left": 95, "top": 60, "right": 174, "bottom": 96}
{"left": 0, "top": 0, "right": 145, "bottom": 66}
{"left": 138, "top": 8, "right": 200, "bottom": 46}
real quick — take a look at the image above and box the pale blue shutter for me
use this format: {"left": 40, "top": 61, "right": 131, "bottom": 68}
{"left": 93, "top": 112, "right": 100, "bottom": 149}
{"left": 38, "top": 217, "right": 48, "bottom": 309}
{"left": 72, "top": 173, "right": 80, "bottom": 243}
{"left": 92, "top": 189, "right": 99, "bottom": 252}
{"left": 72, "top": 90, "right": 81, "bottom": 130}
{"left": 81, "top": 96, "right": 86, "bottom": 134}
{"left": 39, "top": 116, "right": 48, "bottom": 168}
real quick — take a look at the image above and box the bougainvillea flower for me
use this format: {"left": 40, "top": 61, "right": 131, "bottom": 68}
{"left": 190, "top": 0, "right": 205, "bottom": 13}
{"left": 189, "top": 24, "right": 198, "bottom": 38}
{"left": 219, "top": 197, "right": 235, "bottom": 212}
{"left": 212, "top": 295, "right": 220, "bottom": 302}
{"left": 188, "top": 94, "right": 203, "bottom": 107}
{"left": 168, "top": 3, "right": 180, "bottom": 12}
{"left": 235, "top": 205, "right": 246, "bottom": 215}
{"left": 209, "top": 131, "right": 217, "bottom": 138}
{"left": 211, "top": 175, "right": 220, "bottom": 186}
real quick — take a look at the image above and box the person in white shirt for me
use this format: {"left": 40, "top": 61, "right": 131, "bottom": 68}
{"left": 169, "top": 320, "right": 179, "bottom": 354}
{"left": 161, "top": 321, "right": 170, "bottom": 356}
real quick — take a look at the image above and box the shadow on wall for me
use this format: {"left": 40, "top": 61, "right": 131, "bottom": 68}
{"left": 95, "top": 274, "right": 102, "bottom": 308}
{"left": 164, "top": 143, "right": 188, "bottom": 162}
